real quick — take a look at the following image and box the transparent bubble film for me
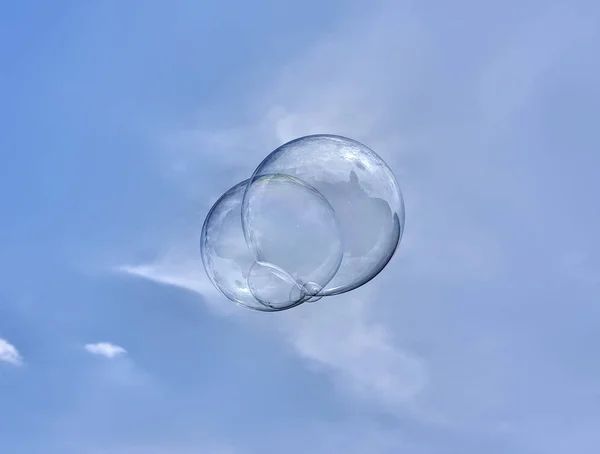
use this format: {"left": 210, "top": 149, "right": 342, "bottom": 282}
{"left": 200, "top": 134, "right": 405, "bottom": 311}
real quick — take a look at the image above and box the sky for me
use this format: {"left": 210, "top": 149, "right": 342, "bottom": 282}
{"left": 1, "top": 0, "right": 599, "bottom": 453}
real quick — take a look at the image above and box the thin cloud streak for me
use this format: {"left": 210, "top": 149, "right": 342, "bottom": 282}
{"left": 116, "top": 1, "right": 600, "bottom": 450}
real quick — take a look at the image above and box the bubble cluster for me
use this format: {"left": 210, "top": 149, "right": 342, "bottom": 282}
{"left": 200, "top": 134, "right": 405, "bottom": 311}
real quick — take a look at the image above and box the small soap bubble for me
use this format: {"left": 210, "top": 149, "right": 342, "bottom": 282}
{"left": 247, "top": 261, "right": 304, "bottom": 310}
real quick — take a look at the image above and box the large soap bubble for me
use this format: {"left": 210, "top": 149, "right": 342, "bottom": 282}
{"left": 242, "top": 134, "right": 405, "bottom": 297}
{"left": 200, "top": 174, "right": 343, "bottom": 311}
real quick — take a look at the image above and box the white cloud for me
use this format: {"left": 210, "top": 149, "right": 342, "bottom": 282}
{"left": 115, "top": 3, "right": 482, "bottom": 414}
{"left": 275, "top": 293, "right": 427, "bottom": 407}
{"left": 119, "top": 252, "right": 428, "bottom": 411}
{"left": 115, "top": 241, "right": 237, "bottom": 318}
{"left": 118, "top": 2, "right": 489, "bottom": 414}
{"left": 0, "top": 338, "right": 22, "bottom": 366}
{"left": 85, "top": 342, "right": 127, "bottom": 359}
{"left": 116, "top": 1, "right": 598, "bottom": 447}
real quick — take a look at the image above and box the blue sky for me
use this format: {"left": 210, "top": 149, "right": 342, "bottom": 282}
{"left": 1, "top": 0, "right": 599, "bottom": 453}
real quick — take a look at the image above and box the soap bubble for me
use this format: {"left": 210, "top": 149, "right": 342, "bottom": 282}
{"left": 200, "top": 180, "right": 279, "bottom": 311}
{"left": 243, "top": 174, "right": 343, "bottom": 301}
{"left": 200, "top": 174, "right": 343, "bottom": 311}
{"left": 242, "top": 134, "right": 405, "bottom": 297}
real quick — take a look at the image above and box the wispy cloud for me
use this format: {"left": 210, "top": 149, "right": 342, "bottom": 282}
{"left": 116, "top": 2, "right": 494, "bottom": 415}
{"left": 115, "top": 248, "right": 235, "bottom": 317}
{"left": 274, "top": 293, "right": 427, "bottom": 407}
{"left": 115, "top": 1, "right": 598, "bottom": 449}
{"left": 118, "top": 251, "right": 427, "bottom": 409}
{"left": 83, "top": 342, "right": 157, "bottom": 389}
{"left": 0, "top": 338, "right": 22, "bottom": 366}
{"left": 85, "top": 342, "right": 127, "bottom": 359}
